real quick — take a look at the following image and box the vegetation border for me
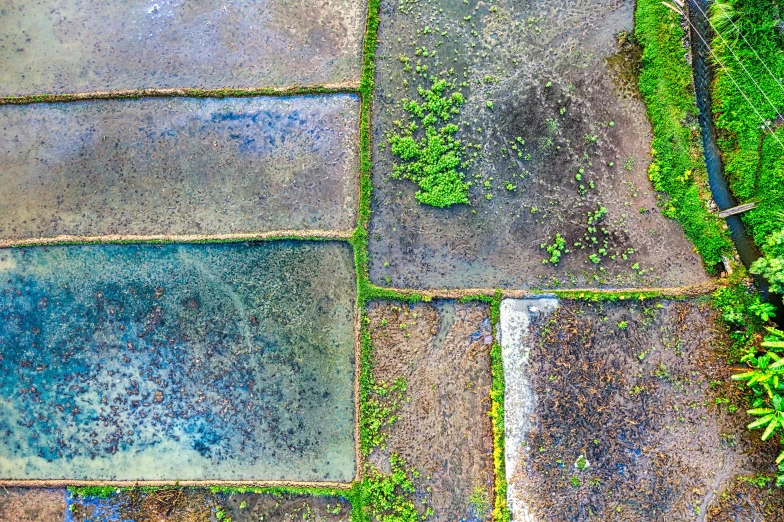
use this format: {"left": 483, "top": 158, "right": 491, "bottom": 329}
{"left": 0, "top": 84, "right": 359, "bottom": 105}
{"left": 0, "top": 230, "right": 353, "bottom": 249}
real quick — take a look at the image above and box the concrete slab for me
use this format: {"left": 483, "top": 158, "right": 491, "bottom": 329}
{"left": 0, "top": 0, "right": 366, "bottom": 96}
{"left": 499, "top": 298, "right": 559, "bottom": 522}
{"left": 0, "top": 95, "right": 359, "bottom": 244}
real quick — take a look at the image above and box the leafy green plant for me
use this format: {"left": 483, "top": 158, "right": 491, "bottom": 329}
{"left": 750, "top": 301, "right": 777, "bottom": 322}
{"left": 362, "top": 454, "right": 430, "bottom": 522}
{"left": 387, "top": 78, "right": 470, "bottom": 208}
{"left": 575, "top": 455, "right": 589, "bottom": 471}
{"left": 362, "top": 377, "right": 407, "bottom": 455}
{"left": 541, "top": 233, "right": 567, "bottom": 265}
{"left": 734, "top": 326, "right": 784, "bottom": 484}
{"left": 751, "top": 228, "right": 784, "bottom": 293}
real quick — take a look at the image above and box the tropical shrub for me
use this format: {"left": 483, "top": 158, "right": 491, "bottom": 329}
{"left": 751, "top": 228, "right": 784, "bottom": 294}
{"left": 735, "top": 327, "right": 784, "bottom": 485}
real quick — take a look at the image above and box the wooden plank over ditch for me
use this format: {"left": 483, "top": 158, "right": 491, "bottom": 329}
{"left": 718, "top": 202, "right": 756, "bottom": 218}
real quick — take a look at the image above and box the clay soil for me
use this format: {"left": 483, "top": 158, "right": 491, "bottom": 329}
{"left": 708, "top": 480, "right": 784, "bottom": 521}
{"left": 366, "top": 300, "right": 494, "bottom": 521}
{"left": 513, "top": 299, "right": 784, "bottom": 521}
{"left": 69, "top": 489, "right": 350, "bottom": 522}
{"left": 0, "top": 488, "right": 65, "bottom": 521}
{"left": 369, "top": 0, "right": 709, "bottom": 289}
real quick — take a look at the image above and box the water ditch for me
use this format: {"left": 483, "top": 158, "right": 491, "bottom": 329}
{"left": 686, "top": 0, "right": 784, "bottom": 322}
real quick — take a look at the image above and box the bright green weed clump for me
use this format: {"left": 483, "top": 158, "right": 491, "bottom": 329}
{"left": 541, "top": 233, "right": 567, "bottom": 265}
{"left": 388, "top": 79, "right": 470, "bottom": 208}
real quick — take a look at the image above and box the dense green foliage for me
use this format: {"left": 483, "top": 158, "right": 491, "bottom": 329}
{"left": 751, "top": 227, "right": 784, "bottom": 293}
{"left": 709, "top": 0, "right": 784, "bottom": 293}
{"left": 387, "top": 79, "right": 470, "bottom": 207}
{"left": 635, "top": 0, "right": 733, "bottom": 269}
{"left": 710, "top": 0, "right": 784, "bottom": 243}
{"left": 733, "top": 326, "right": 784, "bottom": 485}
{"left": 361, "top": 455, "right": 429, "bottom": 522}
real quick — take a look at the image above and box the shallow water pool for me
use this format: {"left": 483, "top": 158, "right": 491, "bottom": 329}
{"left": 0, "top": 241, "right": 356, "bottom": 482}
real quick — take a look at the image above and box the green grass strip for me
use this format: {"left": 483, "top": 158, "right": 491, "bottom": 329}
{"left": 709, "top": 0, "right": 784, "bottom": 248}
{"left": 489, "top": 291, "right": 510, "bottom": 522}
{"left": 353, "top": 0, "right": 381, "bottom": 306}
{"left": 635, "top": 0, "right": 733, "bottom": 269}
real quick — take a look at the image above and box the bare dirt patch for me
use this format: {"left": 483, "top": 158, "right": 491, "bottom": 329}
{"left": 509, "top": 299, "right": 782, "bottom": 521}
{"left": 70, "top": 489, "right": 350, "bottom": 522}
{"left": 366, "top": 300, "right": 494, "bottom": 521}
{"left": 369, "top": 0, "right": 709, "bottom": 289}
{"left": 0, "top": 0, "right": 366, "bottom": 96}
{"left": 0, "top": 95, "right": 359, "bottom": 243}
{"left": 707, "top": 479, "right": 784, "bottom": 521}
{"left": 0, "top": 488, "right": 65, "bottom": 521}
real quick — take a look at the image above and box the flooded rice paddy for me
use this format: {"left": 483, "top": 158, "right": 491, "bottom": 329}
{"left": 0, "top": 0, "right": 366, "bottom": 96}
{"left": 0, "top": 95, "right": 360, "bottom": 243}
{"left": 0, "top": 241, "right": 356, "bottom": 481}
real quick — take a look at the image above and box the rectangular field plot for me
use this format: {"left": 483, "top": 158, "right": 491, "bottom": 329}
{"left": 0, "top": 95, "right": 359, "bottom": 244}
{"left": 500, "top": 298, "right": 780, "bottom": 520}
{"left": 365, "top": 300, "right": 494, "bottom": 521}
{"left": 0, "top": 241, "right": 356, "bottom": 482}
{"left": 65, "top": 489, "right": 352, "bottom": 521}
{"left": 0, "top": 0, "right": 366, "bottom": 96}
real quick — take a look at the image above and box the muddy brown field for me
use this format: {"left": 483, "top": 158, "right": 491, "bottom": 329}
{"left": 68, "top": 490, "right": 350, "bottom": 522}
{"left": 366, "top": 300, "right": 494, "bottom": 521}
{"left": 369, "top": 0, "right": 709, "bottom": 289}
{"left": 507, "top": 298, "right": 784, "bottom": 521}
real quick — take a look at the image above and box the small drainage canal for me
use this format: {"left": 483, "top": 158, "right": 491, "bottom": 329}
{"left": 687, "top": 0, "right": 784, "bottom": 324}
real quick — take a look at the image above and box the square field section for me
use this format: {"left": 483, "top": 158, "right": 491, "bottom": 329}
{"left": 0, "top": 0, "right": 366, "bottom": 96}
{"left": 500, "top": 298, "right": 763, "bottom": 520}
{"left": 0, "top": 95, "right": 359, "bottom": 244}
{"left": 0, "top": 241, "right": 357, "bottom": 482}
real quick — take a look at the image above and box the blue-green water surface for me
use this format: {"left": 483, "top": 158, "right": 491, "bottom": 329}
{"left": 0, "top": 241, "right": 356, "bottom": 481}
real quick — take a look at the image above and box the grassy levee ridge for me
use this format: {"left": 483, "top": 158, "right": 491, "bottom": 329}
{"left": 708, "top": 0, "right": 784, "bottom": 289}
{"left": 635, "top": 0, "right": 733, "bottom": 270}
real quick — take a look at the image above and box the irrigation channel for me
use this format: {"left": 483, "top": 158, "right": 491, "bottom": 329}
{"left": 687, "top": 0, "right": 784, "bottom": 323}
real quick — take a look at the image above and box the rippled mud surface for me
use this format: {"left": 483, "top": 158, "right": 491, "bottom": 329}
{"left": 0, "top": 95, "right": 359, "bottom": 243}
{"left": 0, "top": 0, "right": 366, "bottom": 96}
{"left": 0, "top": 241, "right": 356, "bottom": 481}
{"left": 369, "top": 0, "right": 709, "bottom": 289}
